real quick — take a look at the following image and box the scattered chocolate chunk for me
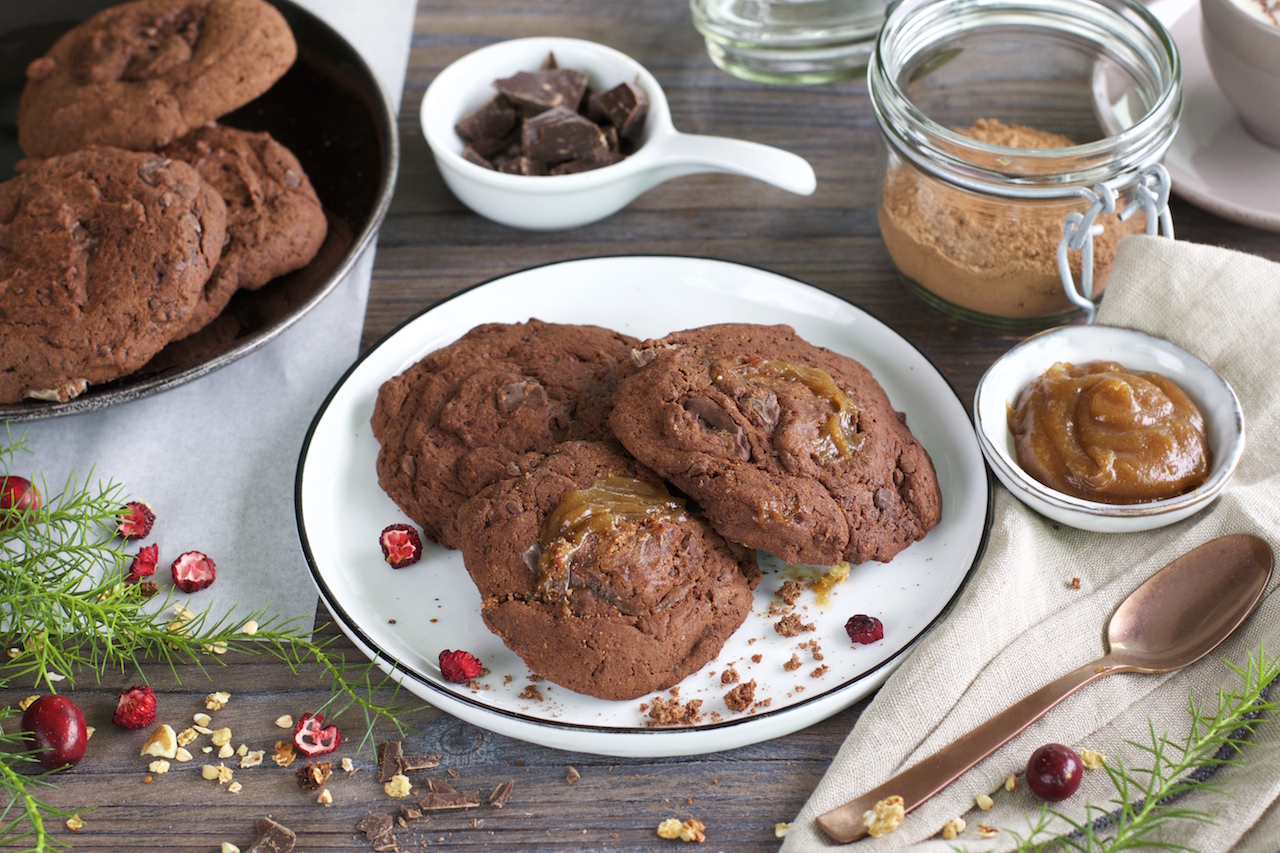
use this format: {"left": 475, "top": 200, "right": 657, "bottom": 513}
{"left": 588, "top": 82, "right": 649, "bottom": 139}
{"left": 540, "top": 52, "right": 558, "bottom": 71}
{"left": 489, "top": 780, "right": 514, "bottom": 809}
{"left": 377, "top": 741, "right": 404, "bottom": 783}
{"left": 247, "top": 817, "right": 296, "bottom": 853}
{"left": 724, "top": 679, "right": 757, "bottom": 712}
{"left": 419, "top": 790, "right": 482, "bottom": 810}
{"left": 373, "top": 837, "right": 398, "bottom": 853}
{"left": 402, "top": 753, "right": 442, "bottom": 772}
{"left": 462, "top": 147, "right": 495, "bottom": 169}
{"left": 495, "top": 68, "right": 589, "bottom": 114}
{"left": 446, "top": 768, "right": 462, "bottom": 779}
{"left": 427, "top": 777, "right": 457, "bottom": 795}
{"left": 296, "top": 760, "right": 332, "bottom": 790}
{"left": 549, "top": 153, "right": 625, "bottom": 174}
{"left": 522, "top": 107, "right": 608, "bottom": 164}
{"left": 455, "top": 96, "right": 519, "bottom": 145}
{"left": 400, "top": 804, "right": 423, "bottom": 820}
{"left": 498, "top": 156, "right": 547, "bottom": 176}
{"left": 356, "top": 814, "right": 395, "bottom": 841}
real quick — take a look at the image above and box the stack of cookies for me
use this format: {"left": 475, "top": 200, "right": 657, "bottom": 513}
{"left": 0, "top": 0, "right": 328, "bottom": 405}
{"left": 371, "top": 320, "right": 943, "bottom": 701}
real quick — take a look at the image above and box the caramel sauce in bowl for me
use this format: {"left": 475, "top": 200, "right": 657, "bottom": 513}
{"left": 974, "top": 326, "right": 1244, "bottom": 532}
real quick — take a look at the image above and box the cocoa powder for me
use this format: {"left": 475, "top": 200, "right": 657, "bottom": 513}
{"left": 878, "top": 118, "right": 1143, "bottom": 320}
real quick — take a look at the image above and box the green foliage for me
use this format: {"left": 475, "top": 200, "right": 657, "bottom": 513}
{"left": 0, "top": 433, "right": 422, "bottom": 851}
{"left": 1005, "top": 645, "right": 1280, "bottom": 853}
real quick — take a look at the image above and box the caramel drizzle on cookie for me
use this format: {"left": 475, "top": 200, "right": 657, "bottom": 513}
{"left": 736, "top": 358, "right": 864, "bottom": 463}
{"left": 536, "top": 475, "right": 687, "bottom": 601}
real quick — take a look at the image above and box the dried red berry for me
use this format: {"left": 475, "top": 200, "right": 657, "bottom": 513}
{"left": 0, "top": 475, "right": 40, "bottom": 531}
{"left": 293, "top": 712, "right": 341, "bottom": 757}
{"left": 112, "top": 685, "right": 157, "bottom": 730}
{"left": 117, "top": 501, "right": 155, "bottom": 539}
{"left": 22, "top": 694, "right": 87, "bottom": 770}
{"left": 845, "top": 614, "right": 884, "bottom": 645}
{"left": 171, "top": 551, "right": 216, "bottom": 593}
{"left": 380, "top": 524, "right": 423, "bottom": 569}
{"left": 127, "top": 543, "right": 159, "bottom": 583}
{"left": 439, "top": 649, "right": 482, "bottom": 683}
{"left": 1026, "top": 743, "right": 1084, "bottom": 801}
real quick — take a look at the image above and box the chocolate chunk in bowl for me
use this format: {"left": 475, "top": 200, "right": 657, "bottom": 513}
{"left": 0, "top": 0, "right": 396, "bottom": 421}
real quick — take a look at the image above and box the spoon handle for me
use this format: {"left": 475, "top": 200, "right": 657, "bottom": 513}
{"left": 644, "top": 131, "right": 817, "bottom": 196}
{"left": 815, "top": 658, "right": 1118, "bottom": 843}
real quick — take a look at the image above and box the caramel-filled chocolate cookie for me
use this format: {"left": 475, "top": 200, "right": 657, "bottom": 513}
{"left": 18, "top": 0, "right": 296, "bottom": 157}
{"left": 371, "top": 320, "right": 639, "bottom": 550}
{"left": 0, "top": 147, "right": 227, "bottom": 404}
{"left": 609, "top": 324, "right": 942, "bottom": 566}
{"left": 457, "top": 441, "right": 761, "bottom": 701}
{"left": 160, "top": 123, "right": 327, "bottom": 339}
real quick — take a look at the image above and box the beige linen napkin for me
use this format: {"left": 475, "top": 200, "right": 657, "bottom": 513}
{"left": 782, "top": 235, "right": 1280, "bottom": 853}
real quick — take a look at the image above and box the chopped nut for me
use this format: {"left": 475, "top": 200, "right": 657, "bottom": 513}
{"left": 341, "top": 757, "right": 355, "bottom": 774}
{"left": 227, "top": 781, "right": 242, "bottom": 794}
{"left": 566, "top": 766, "right": 580, "bottom": 784}
{"left": 205, "top": 691, "right": 230, "bottom": 711}
{"left": 193, "top": 712, "right": 212, "bottom": 727}
{"left": 317, "top": 788, "right": 333, "bottom": 806}
{"left": 941, "top": 817, "right": 966, "bottom": 840}
{"left": 236, "top": 743, "right": 248, "bottom": 757}
{"left": 297, "top": 760, "right": 333, "bottom": 791}
{"left": 85, "top": 726, "right": 94, "bottom": 740}
{"left": 192, "top": 725, "right": 213, "bottom": 735}
{"left": 657, "top": 819, "right": 683, "bottom": 840}
{"left": 65, "top": 815, "right": 84, "bottom": 832}
{"left": 17, "top": 695, "right": 39, "bottom": 711}
{"left": 210, "top": 727, "right": 232, "bottom": 747}
{"left": 1005, "top": 774, "right": 1018, "bottom": 792}
{"left": 240, "top": 619, "right": 259, "bottom": 636}
{"left": 175, "top": 747, "right": 193, "bottom": 763}
{"left": 862, "top": 795, "right": 905, "bottom": 838}
{"left": 176, "top": 727, "right": 199, "bottom": 747}
{"left": 385, "top": 773, "right": 413, "bottom": 798}
{"left": 656, "top": 818, "right": 706, "bottom": 842}
{"left": 1080, "top": 748, "right": 1104, "bottom": 770}
{"left": 272, "top": 739, "right": 297, "bottom": 767}
{"left": 201, "top": 764, "right": 223, "bottom": 780}
{"left": 141, "top": 724, "right": 178, "bottom": 758}
{"left": 206, "top": 640, "right": 228, "bottom": 655}
{"left": 218, "top": 744, "right": 234, "bottom": 759}
{"left": 774, "top": 822, "right": 790, "bottom": 838}
{"left": 977, "top": 823, "right": 999, "bottom": 839}
{"left": 975, "top": 792, "right": 994, "bottom": 810}
{"left": 202, "top": 746, "right": 212, "bottom": 753}
{"left": 275, "top": 714, "right": 294, "bottom": 729}
{"left": 221, "top": 844, "right": 240, "bottom": 853}
{"left": 240, "top": 750, "right": 265, "bottom": 768}
{"left": 148, "top": 759, "right": 171, "bottom": 774}
{"left": 201, "top": 764, "right": 233, "bottom": 784}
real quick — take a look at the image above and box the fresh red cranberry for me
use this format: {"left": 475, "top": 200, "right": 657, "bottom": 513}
{"left": 1026, "top": 743, "right": 1084, "bottom": 801}
{"left": 845, "top": 614, "right": 884, "bottom": 644}
{"left": 0, "top": 476, "right": 40, "bottom": 531}
{"left": 21, "top": 695, "right": 87, "bottom": 770}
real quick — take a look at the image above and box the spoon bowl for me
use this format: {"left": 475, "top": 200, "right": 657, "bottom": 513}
{"left": 419, "top": 37, "right": 817, "bottom": 230}
{"left": 816, "top": 533, "right": 1273, "bottom": 843}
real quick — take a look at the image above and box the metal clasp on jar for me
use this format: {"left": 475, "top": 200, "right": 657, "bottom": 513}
{"left": 1057, "top": 165, "right": 1174, "bottom": 323}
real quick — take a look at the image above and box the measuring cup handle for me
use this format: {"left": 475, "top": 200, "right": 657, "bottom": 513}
{"left": 644, "top": 131, "right": 817, "bottom": 196}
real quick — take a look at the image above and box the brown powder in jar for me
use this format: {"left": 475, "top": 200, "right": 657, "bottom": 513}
{"left": 878, "top": 118, "right": 1144, "bottom": 320}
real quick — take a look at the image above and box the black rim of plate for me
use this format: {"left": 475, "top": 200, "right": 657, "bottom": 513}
{"left": 294, "top": 254, "right": 995, "bottom": 739}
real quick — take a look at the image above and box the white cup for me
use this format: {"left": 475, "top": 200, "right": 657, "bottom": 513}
{"left": 1202, "top": 0, "right": 1280, "bottom": 147}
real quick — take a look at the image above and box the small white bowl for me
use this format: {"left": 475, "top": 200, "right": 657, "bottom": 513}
{"left": 973, "top": 325, "right": 1245, "bottom": 533}
{"left": 419, "top": 37, "right": 816, "bottom": 230}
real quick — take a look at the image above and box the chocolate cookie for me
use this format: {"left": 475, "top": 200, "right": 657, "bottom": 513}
{"left": 0, "top": 147, "right": 227, "bottom": 404}
{"left": 18, "top": 0, "right": 296, "bottom": 158}
{"left": 160, "top": 123, "right": 327, "bottom": 338}
{"left": 371, "top": 320, "right": 640, "bottom": 550}
{"left": 609, "top": 324, "right": 942, "bottom": 566}
{"left": 457, "top": 441, "right": 761, "bottom": 701}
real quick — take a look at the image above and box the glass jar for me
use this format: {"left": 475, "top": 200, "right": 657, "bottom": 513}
{"left": 868, "top": 0, "right": 1182, "bottom": 328}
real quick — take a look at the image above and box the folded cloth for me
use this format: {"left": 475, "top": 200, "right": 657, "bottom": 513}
{"left": 781, "top": 235, "right": 1280, "bottom": 853}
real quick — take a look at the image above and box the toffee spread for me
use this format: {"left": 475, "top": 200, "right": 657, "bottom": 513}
{"left": 737, "top": 358, "right": 864, "bottom": 463}
{"left": 1009, "top": 361, "right": 1210, "bottom": 504}
{"left": 536, "top": 475, "right": 687, "bottom": 600}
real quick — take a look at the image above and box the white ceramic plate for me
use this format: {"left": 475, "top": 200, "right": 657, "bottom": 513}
{"left": 1163, "top": 9, "right": 1280, "bottom": 232}
{"left": 296, "top": 257, "right": 991, "bottom": 757}
{"left": 974, "top": 324, "right": 1244, "bottom": 533}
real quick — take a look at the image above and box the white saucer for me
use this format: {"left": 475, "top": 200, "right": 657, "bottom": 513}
{"left": 1163, "top": 9, "right": 1280, "bottom": 232}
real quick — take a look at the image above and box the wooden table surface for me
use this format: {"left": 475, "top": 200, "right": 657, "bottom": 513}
{"left": 8, "top": 1, "right": 1280, "bottom": 851}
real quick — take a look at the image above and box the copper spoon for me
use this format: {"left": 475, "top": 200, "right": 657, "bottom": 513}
{"left": 816, "top": 533, "right": 1273, "bottom": 844}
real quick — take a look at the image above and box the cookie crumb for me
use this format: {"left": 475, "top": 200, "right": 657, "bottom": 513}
{"left": 723, "top": 679, "right": 756, "bottom": 712}
{"left": 720, "top": 666, "right": 739, "bottom": 685}
{"left": 783, "top": 653, "right": 802, "bottom": 672}
{"left": 774, "top": 614, "right": 814, "bottom": 637}
{"left": 778, "top": 580, "right": 803, "bottom": 605}
{"left": 1070, "top": 577, "right": 1082, "bottom": 589}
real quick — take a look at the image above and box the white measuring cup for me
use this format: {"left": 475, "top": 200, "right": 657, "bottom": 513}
{"left": 420, "top": 37, "right": 817, "bottom": 231}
